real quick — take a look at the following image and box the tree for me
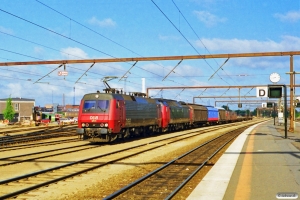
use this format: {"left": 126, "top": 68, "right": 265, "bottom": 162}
{"left": 222, "top": 105, "right": 230, "bottom": 111}
{"left": 3, "top": 97, "right": 15, "bottom": 122}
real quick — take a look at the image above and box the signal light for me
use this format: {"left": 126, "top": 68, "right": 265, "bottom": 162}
{"left": 268, "top": 86, "right": 282, "bottom": 98}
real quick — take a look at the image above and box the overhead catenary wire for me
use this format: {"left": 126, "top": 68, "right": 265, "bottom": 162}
{"left": 162, "top": 60, "right": 183, "bottom": 81}
{"left": 0, "top": 48, "right": 117, "bottom": 87}
{"left": 0, "top": 47, "right": 100, "bottom": 79}
{"left": 0, "top": 8, "right": 125, "bottom": 60}
{"left": 36, "top": 0, "right": 142, "bottom": 57}
{"left": 0, "top": 34, "right": 151, "bottom": 88}
{"left": 0, "top": 3, "right": 253, "bottom": 102}
{"left": 0, "top": 48, "right": 44, "bottom": 61}
{"left": 0, "top": 32, "right": 140, "bottom": 82}
{"left": 151, "top": 0, "right": 230, "bottom": 86}
{"left": 34, "top": 0, "right": 191, "bottom": 86}
{"left": 0, "top": 29, "right": 171, "bottom": 82}
{"left": 208, "top": 58, "right": 230, "bottom": 81}
{"left": 0, "top": 6, "right": 214, "bottom": 97}
{"left": 0, "top": 30, "right": 88, "bottom": 60}
{"left": 0, "top": 9, "right": 184, "bottom": 88}
{"left": 171, "top": 0, "right": 237, "bottom": 85}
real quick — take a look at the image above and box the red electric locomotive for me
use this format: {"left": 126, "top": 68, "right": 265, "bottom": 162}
{"left": 77, "top": 90, "right": 163, "bottom": 142}
{"left": 156, "top": 99, "right": 170, "bottom": 132}
{"left": 156, "top": 99, "right": 191, "bottom": 131}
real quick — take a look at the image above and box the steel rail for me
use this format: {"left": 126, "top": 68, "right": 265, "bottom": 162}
{"left": 0, "top": 143, "right": 95, "bottom": 167}
{"left": 0, "top": 138, "right": 79, "bottom": 151}
{"left": 103, "top": 126, "right": 248, "bottom": 200}
{"left": 165, "top": 129, "right": 242, "bottom": 199}
{"left": 0, "top": 126, "right": 77, "bottom": 145}
{"left": 0, "top": 122, "right": 236, "bottom": 184}
{"left": 0, "top": 131, "right": 77, "bottom": 146}
{"left": 0, "top": 121, "right": 256, "bottom": 199}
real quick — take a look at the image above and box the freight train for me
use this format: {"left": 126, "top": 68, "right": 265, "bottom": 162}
{"left": 77, "top": 90, "right": 252, "bottom": 143}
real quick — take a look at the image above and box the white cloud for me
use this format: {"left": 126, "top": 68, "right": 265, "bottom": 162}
{"left": 0, "top": 26, "right": 14, "bottom": 34}
{"left": 139, "top": 63, "right": 204, "bottom": 84}
{"left": 60, "top": 47, "right": 89, "bottom": 59}
{"left": 193, "top": 10, "right": 227, "bottom": 27}
{"left": 172, "top": 64, "right": 203, "bottom": 77}
{"left": 196, "top": 35, "right": 300, "bottom": 52}
{"left": 194, "top": 36, "right": 300, "bottom": 70}
{"left": 34, "top": 47, "right": 44, "bottom": 54}
{"left": 88, "top": 17, "right": 116, "bottom": 27}
{"left": 274, "top": 10, "right": 300, "bottom": 22}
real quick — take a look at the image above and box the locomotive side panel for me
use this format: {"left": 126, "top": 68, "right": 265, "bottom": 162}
{"left": 217, "top": 107, "right": 226, "bottom": 123}
{"left": 188, "top": 104, "right": 208, "bottom": 125}
{"left": 230, "top": 111, "right": 238, "bottom": 121}
{"left": 165, "top": 100, "right": 190, "bottom": 124}
{"left": 225, "top": 110, "right": 231, "bottom": 121}
{"left": 124, "top": 96, "right": 159, "bottom": 127}
{"left": 158, "top": 101, "right": 170, "bottom": 132}
{"left": 206, "top": 106, "right": 219, "bottom": 124}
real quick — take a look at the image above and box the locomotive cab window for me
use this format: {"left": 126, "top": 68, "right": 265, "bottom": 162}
{"left": 83, "top": 100, "right": 110, "bottom": 113}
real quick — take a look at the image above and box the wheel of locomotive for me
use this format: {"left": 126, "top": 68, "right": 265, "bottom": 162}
{"left": 158, "top": 128, "right": 162, "bottom": 133}
{"left": 83, "top": 134, "right": 89, "bottom": 140}
{"left": 108, "top": 134, "right": 118, "bottom": 142}
{"left": 141, "top": 127, "right": 147, "bottom": 137}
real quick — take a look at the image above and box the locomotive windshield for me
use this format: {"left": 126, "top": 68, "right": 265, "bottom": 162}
{"left": 83, "top": 100, "right": 109, "bottom": 113}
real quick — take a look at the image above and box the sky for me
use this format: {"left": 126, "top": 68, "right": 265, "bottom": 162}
{"left": 0, "top": 0, "right": 300, "bottom": 110}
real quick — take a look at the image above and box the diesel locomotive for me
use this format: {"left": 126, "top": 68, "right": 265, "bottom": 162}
{"left": 77, "top": 90, "right": 251, "bottom": 142}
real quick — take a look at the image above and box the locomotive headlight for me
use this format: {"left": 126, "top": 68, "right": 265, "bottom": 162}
{"left": 82, "top": 123, "right": 86, "bottom": 127}
{"left": 105, "top": 123, "right": 108, "bottom": 127}
{"left": 100, "top": 123, "right": 104, "bottom": 127}
{"left": 86, "top": 123, "right": 89, "bottom": 127}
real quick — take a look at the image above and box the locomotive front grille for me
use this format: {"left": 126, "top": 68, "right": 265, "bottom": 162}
{"left": 85, "top": 127, "right": 108, "bottom": 134}
{"left": 88, "top": 123, "right": 102, "bottom": 127}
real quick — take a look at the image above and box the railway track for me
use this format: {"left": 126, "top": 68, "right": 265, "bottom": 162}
{"left": 0, "top": 125, "right": 78, "bottom": 146}
{"left": 0, "top": 143, "right": 100, "bottom": 166}
{"left": 104, "top": 127, "right": 245, "bottom": 199}
{"left": 0, "top": 119, "right": 263, "bottom": 199}
{"left": 0, "top": 137, "right": 80, "bottom": 152}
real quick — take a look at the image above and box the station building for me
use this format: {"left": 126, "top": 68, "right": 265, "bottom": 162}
{"left": 0, "top": 97, "right": 35, "bottom": 122}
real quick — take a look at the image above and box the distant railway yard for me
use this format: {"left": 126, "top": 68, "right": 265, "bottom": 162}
{"left": 0, "top": 118, "right": 269, "bottom": 199}
{"left": 0, "top": 124, "right": 78, "bottom": 146}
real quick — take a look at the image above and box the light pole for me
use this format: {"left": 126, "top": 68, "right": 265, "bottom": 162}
{"left": 285, "top": 71, "right": 299, "bottom": 132}
{"left": 73, "top": 87, "right": 75, "bottom": 105}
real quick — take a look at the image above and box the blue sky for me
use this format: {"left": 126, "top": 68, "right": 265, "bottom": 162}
{"left": 0, "top": 0, "right": 299, "bottom": 110}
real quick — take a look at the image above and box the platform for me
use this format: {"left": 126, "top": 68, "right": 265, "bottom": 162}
{"left": 187, "top": 120, "right": 300, "bottom": 200}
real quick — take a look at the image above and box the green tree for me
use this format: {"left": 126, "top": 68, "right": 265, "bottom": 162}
{"left": 222, "top": 105, "right": 230, "bottom": 111}
{"left": 3, "top": 97, "right": 15, "bottom": 122}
